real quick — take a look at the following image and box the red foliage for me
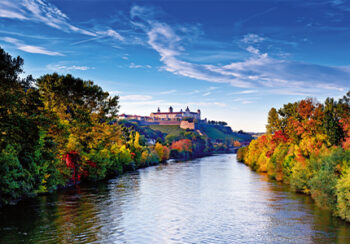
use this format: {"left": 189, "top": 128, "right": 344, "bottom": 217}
{"left": 340, "top": 118, "right": 350, "bottom": 150}
{"left": 87, "top": 160, "right": 97, "bottom": 168}
{"left": 171, "top": 139, "right": 192, "bottom": 152}
{"left": 272, "top": 130, "right": 288, "bottom": 143}
{"left": 298, "top": 99, "right": 315, "bottom": 119}
{"left": 64, "top": 151, "right": 82, "bottom": 183}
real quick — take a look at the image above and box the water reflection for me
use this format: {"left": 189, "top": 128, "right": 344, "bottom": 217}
{"left": 0, "top": 154, "right": 349, "bottom": 243}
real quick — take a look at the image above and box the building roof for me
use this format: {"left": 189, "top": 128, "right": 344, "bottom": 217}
{"left": 151, "top": 112, "right": 183, "bottom": 115}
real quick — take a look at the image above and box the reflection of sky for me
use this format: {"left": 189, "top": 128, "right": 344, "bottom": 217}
{"left": 95, "top": 155, "right": 346, "bottom": 243}
{"left": 1, "top": 154, "right": 350, "bottom": 243}
{"left": 1, "top": 1, "right": 350, "bottom": 131}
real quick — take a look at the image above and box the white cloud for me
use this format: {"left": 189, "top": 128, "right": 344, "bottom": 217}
{"left": 129, "top": 62, "right": 152, "bottom": 69}
{"left": 21, "top": 0, "right": 96, "bottom": 36}
{"left": 0, "top": 0, "right": 126, "bottom": 44}
{"left": 97, "top": 29, "right": 124, "bottom": 41}
{"left": 144, "top": 20, "right": 252, "bottom": 88}
{"left": 160, "top": 89, "right": 176, "bottom": 95}
{"left": 47, "top": 64, "right": 94, "bottom": 71}
{"left": 2, "top": 37, "right": 63, "bottom": 56}
{"left": 246, "top": 46, "right": 260, "bottom": 55}
{"left": 130, "top": 6, "right": 346, "bottom": 95}
{"left": 241, "top": 33, "right": 265, "bottom": 44}
{"left": 203, "top": 92, "right": 211, "bottom": 96}
{"left": 108, "top": 90, "right": 122, "bottom": 95}
{"left": 236, "top": 90, "right": 258, "bottom": 94}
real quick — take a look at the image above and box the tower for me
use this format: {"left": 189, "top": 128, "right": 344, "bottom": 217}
{"left": 197, "top": 109, "right": 201, "bottom": 120}
{"left": 169, "top": 106, "right": 173, "bottom": 113}
{"left": 157, "top": 107, "right": 160, "bottom": 113}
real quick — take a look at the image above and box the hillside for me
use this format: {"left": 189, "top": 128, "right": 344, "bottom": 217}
{"left": 119, "top": 120, "right": 252, "bottom": 143}
{"left": 148, "top": 125, "right": 184, "bottom": 137}
{"left": 197, "top": 124, "right": 252, "bottom": 142}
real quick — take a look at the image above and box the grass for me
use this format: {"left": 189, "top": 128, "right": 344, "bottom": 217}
{"left": 148, "top": 125, "right": 184, "bottom": 136}
{"left": 199, "top": 124, "right": 232, "bottom": 141}
{"left": 147, "top": 123, "right": 252, "bottom": 142}
{"left": 198, "top": 124, "right": 252, "bottom": 142}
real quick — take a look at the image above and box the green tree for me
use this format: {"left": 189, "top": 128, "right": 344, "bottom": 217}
{"left": 323, "top": 98, "right": 344, "bottom": 145}
{"left": 266, "top": 107, "right": 281, "bottom": 134}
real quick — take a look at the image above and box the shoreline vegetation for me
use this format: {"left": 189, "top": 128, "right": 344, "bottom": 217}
{"left": 237, "top": 93, "right": 350, "bottom": 222}
{"left": 0, "top": 47, "right": 244, "bottom": 206}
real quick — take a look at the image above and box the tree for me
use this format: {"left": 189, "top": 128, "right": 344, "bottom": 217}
{"left": 0, "top": 47, "right": 63, "bottom": 204}
{"left": 323, "top": 98, "right": 344, "bottom": 146}
{"left": 266, "top": 107, "right": 281, "bottom": 134}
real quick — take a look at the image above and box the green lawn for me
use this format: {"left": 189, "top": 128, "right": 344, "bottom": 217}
{"left": 148, "top": 125, "right": 184, "bottom": 136}
{"left": 198, "top": 124, "right": 252, "bottom": 142}
{"left": 147, "top": 123, "right": 252, "bottom": 142}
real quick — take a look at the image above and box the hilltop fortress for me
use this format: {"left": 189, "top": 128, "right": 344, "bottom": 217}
{"left": 150, "top": 106, "right": 201, "bottom": 121}
{"left": 119, "top": 106, "right": 203, "bottom": 130}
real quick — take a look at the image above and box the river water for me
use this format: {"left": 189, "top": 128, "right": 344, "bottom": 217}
{"left": 1, "top": 154, "right": 350, "bottom": 243}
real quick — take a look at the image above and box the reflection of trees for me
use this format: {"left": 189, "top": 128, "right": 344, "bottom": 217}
{"left": 0, "top": 194, "right": 61, "bottom": 243}
{"left": 257, "top": 170, "right": 350, "bottom": 243}
{"left": 53, "top": 185, "right": 102, "bottom": 243}
{"left": 2, "top": 155, "right": 350, "bottom": 243}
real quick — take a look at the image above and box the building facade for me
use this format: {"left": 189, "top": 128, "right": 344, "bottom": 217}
{"left": 150, "top": 106, "right": 201, "bottom": 121}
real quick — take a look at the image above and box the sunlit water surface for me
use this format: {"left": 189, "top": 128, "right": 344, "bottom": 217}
{"left": 1, "top": 154, "right": 350, "bottom": 243}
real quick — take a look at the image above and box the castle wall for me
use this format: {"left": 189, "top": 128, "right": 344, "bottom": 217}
{"left": 158, "top": 121, "right": 181, "bottom": 125}
{"left": 180, "top": 121, "right": 195, "bottom": 130}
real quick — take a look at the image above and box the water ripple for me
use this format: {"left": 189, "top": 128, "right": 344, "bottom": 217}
{"left": 0, "top": 154, "right": 350, "bottom": 243}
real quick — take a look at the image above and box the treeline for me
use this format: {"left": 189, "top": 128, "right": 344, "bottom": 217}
{"left": 0, "top": 47, "right": 227, "bottom": 206}
{"left": 237, "top": 94, "right": 350, "bottom": 221}
{"left": 207, "top": 120, "right": 228, "bottom": 126}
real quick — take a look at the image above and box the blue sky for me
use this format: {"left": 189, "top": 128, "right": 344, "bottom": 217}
{"left": 0, "top": 0, "right": 349, "bottom": 131}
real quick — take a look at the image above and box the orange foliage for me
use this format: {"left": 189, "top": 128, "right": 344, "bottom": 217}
{"left": 171, "top": 139, "right": 192, "bottom": 152}
{"left": 233, "top": 140, "right": 241, "bottom": 147}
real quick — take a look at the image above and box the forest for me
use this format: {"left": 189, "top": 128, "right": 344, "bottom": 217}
{"left": 0, "top": 47, "right": 234, "bottom": 206}
{"left": 237, "top": 92, "right": 350, "bottom": 221}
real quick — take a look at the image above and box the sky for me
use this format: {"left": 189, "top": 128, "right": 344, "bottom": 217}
{"left": 0, "top": 0, "right": 349, "bottom": 132}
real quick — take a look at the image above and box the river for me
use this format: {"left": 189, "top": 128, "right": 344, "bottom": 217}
{"left": 0, "top": 154, "right": 349, "bottom": 243}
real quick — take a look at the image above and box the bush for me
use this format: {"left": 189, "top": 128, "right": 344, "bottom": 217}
{"left": 336, "top": 168, "right": 350, "bottom": 221}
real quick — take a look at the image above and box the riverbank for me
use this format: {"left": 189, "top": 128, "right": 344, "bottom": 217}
{"left": 236, "top": 94, "right": 350, "bottom": 223}
{"left": 1, "top": 149, "right": 234, "bottom": 207}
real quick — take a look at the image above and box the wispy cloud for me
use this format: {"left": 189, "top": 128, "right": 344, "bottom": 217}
{"left": 97, "top": 29, "right": 124, "bottom": 41}
{"left": 129, "top": 6, "right": 348, "bottom": 95}
{"left": 160, "top": 89, "right": 176, "bottom": 95}
{"left": 203, "top": 92, "right": 211, "bottom": 96}
{"left": 131, "top": 7, "right": 252, "bottom": 88}
{"left": 129, "top": 62, "right": 152, "bottom": 69}
{"left": 241, "top": 34, "right": 265, "bottom": 44}
{"left": 234, "top": 7, "right": 277, "bottom": 29}
{"left": 236, "top": 90, "right": 258, "bottom": 94}
{"left": 0, "top": 0, "right": 125, "bottom": 44}
{"left": 47, "top": 64, "right": 94, "bottom": 71}
{"left": 2, "top": 37, "right": 63, "bottom": 56}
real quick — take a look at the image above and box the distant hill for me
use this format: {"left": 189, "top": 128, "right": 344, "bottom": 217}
{"left": 197, "top": 123, "right": 253, "bottom": 142}
{"left": 118, "top": 119, "right": 253, "bottom": 143}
